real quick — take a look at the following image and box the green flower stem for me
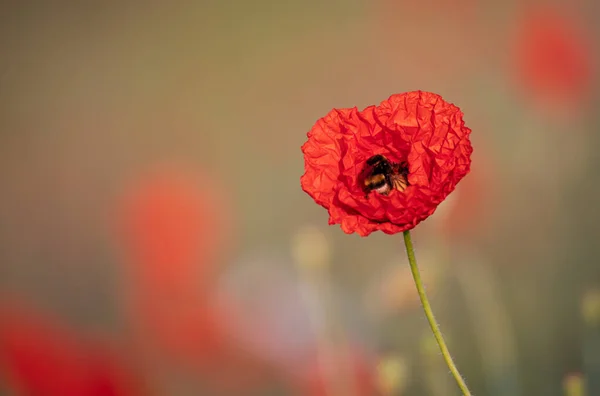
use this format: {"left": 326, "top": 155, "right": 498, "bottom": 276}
{"left": 402, "top": 230, "right": 472, "bottom": 396}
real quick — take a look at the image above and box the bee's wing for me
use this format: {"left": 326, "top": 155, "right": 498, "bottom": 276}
{"left": 391, "top": 174, "right": 408, "bottom": 192}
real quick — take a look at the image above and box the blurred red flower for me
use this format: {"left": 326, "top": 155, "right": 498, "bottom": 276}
{"left": 117, "top": 165, "right": 271, "bottom": 393}
{"left": 512, "top": 6, "right": 594, "bottom": 107}
{"left": 117, "top": 165, "right": 230, "bottom": 354}
{"left": 301, "top": 91, "right": 472, "bottom": 236}
{"left": 0, "top": 299, "right": 144, "bottom": 396}
{"left": 118, "top": 166, "right": 230, "bottom": 294}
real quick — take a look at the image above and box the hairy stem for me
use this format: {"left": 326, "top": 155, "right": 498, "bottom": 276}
{"left": 402, "top": 230, "right": 472, "bottom": 395}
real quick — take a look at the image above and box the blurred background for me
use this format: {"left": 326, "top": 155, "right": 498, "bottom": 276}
{"left": 0, "top": 0, "right": 598, "bottom": 395}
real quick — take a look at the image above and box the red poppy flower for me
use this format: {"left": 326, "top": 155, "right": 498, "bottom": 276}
{"left": 301, "top": 91, "right": 472, "bottom": 236}
{"left": 116, "top": 166, "right": 274, "bottom": 392}
{"left": 512, "top": 6, "right": 594, "bottom": 108}
{"left": 118, "top": 165, "right": 231, "bottom": 294}
{"left": 0, "top": 299, "right": 144, "bottom": 396}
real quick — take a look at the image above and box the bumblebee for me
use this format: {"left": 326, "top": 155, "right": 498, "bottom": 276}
{"left": 359, "top": 154, "right": 409, "bottom": 198}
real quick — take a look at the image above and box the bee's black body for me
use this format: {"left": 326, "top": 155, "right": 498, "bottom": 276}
{"left": 360, "top": 154, "right": 409, "bottom": 198}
